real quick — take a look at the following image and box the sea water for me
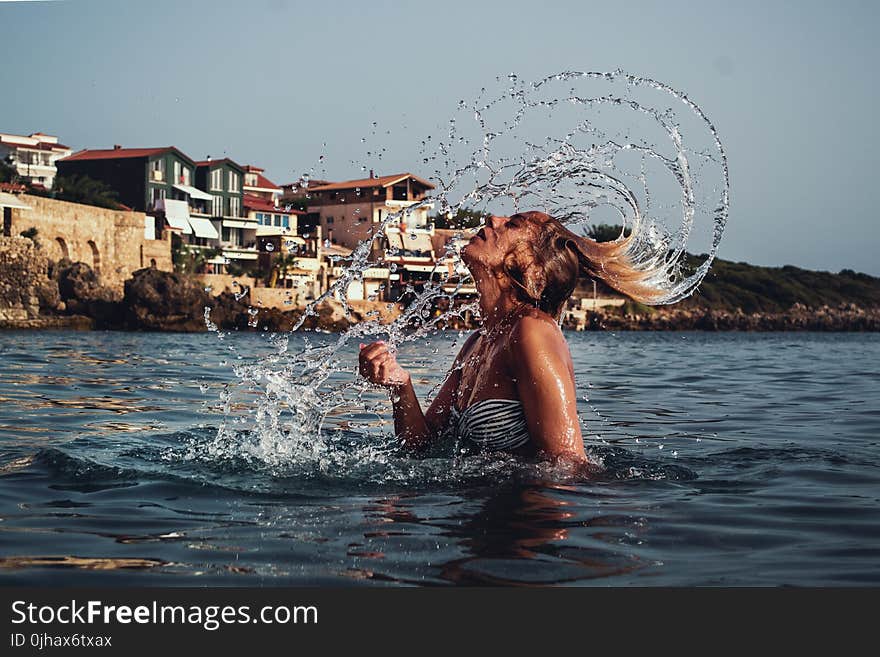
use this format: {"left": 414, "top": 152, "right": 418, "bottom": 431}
{"left": 0, "top": 330, "right": 878, "bottom": 586}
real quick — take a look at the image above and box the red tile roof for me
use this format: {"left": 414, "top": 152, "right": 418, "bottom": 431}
{"left": 61, "top": 147, "right": 178, "bottom": 161}
{"left": 0, "top": 182, "right": 27, "bottom": 193}
{"left": 241, "top": 165, "right": 280, "bottom": 190}
{"left": 308, "top": 173, "right": 435, "bottom": 192}
{"left": 242, "top": 194, "right": 303, "bottom": 214}
{"left": 244, "top": 172, "right": 280, "bottom": 191}
{"left": 194, "top": 158, "right": 244, "bottom": 171}
{"left": 281, "top": 179, "right": 331, "bottom": 189}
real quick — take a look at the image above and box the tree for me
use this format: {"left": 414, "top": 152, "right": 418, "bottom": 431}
{"left": 19, "top": 226, "right": 38, "bottom": 243}
{"left": 268, "top": 253, "right": 299, "bottom": 287}
{"left": 0, "top": 156, "right": 18, "bottom": 184}
{"left": 52, "top": 174, "right": 121, "bottom": 210}
{"left": 171, "top": 234, "right": 221, "bottom": 275}
{"left": 586, "top": 223, "right": 631, "bottom": 243}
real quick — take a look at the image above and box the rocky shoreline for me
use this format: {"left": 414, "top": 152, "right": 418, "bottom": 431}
{"left": 0, "top": 236, "right": 356, "bottom": 332}
{"left": 565, "top": 303, "right": 880, "bottom": 332}
{"left": 1, "top": 236, "right": 878, "bottom": 333}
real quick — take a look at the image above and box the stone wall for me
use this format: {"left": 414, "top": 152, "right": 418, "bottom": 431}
{"left": 0, "top": 236, "right": 50, "bottom": 322}
{"left": 6, "top": 194, "right": 171, "bottom": 294}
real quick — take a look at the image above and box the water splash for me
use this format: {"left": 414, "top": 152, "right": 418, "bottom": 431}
{"left": 194, "top": 70, "right": 729, "bottom": 472}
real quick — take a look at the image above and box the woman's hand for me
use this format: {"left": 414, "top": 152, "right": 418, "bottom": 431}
{"left": 359, "top": 341, "right": 410, "bottom": 389}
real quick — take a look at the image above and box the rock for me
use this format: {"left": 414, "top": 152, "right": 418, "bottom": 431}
{"left": 0, "top": 236, "right": 53, "bottom": 319}
{"left": 123, "top": 267, "right": 217, "bottom": 331}
{"left": 35, "top": 281, "right": 63, "bottom": 312}
{"left": 52, "top": 260, "right": 122, "bottom": 326}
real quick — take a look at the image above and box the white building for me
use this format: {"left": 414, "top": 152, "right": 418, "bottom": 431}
{"left": 0, "top": 132, "right": 72, "bottom": 189}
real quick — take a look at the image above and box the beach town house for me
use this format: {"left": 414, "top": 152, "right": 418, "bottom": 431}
{"left": 193, "top": 158, "right": 251, "bottom": 270}
{"left": 305, "top": 172, "right": 435, "bottom": 250}
{"left": 242, "top": 165, "right": 281, "bottom": 202}
{"left": 0, "top": 132, "right": 72, "bottom": 189}
{"left": 56, "top": 145, "right": 219, "bottom": 246}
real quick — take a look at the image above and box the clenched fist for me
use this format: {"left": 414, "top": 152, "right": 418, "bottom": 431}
{"left": 359, "top": 341, "right": 410, "bottom": 389}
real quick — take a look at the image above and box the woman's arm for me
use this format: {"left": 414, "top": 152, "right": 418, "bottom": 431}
{"left": 359, "top": 335, "right": 476, "bottom": 451}
{"left": 508, "top": 315, "right": 588, "bottom": 463}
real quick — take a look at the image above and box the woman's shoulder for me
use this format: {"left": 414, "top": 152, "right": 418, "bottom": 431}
{"left": 452, "top": 330, "right": 482, "bottom": 365}
{"left": 511, "top": 307, "right": 562, "bottom": 335}
{"left": 508, "top": 308, "right": 566, "bottom": 352}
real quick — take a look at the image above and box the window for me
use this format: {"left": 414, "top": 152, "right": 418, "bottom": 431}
{"left": 211, "top": 195, "right": 223, "bottom": 216}
{"left": 245, "top": 173, "right": 257, "bottom": 186}
{"left": 182, "top": 166, "right": 191, "bottom": 185}
{"left": 326, "top": 216, "right": 334, "bottom": 225}
{"left": 229, "top": 196, "right": 240, "bottom": 218}
{"left": 274, "top": 214, "right": 281, "bottom": 227}
{"left": 173, "top": 161, "right": 181, "bottom": 183}
{"left": 228, "top": 171, "right": 240, "bottom": 192}
{"left": 150, "top": 186, "right": 166, "bottom": 209}
{"left": 282, "top": 216, "right": 289, "bottom": 229}
{"left": 225, "top": 227, "right": 241, "bottom": 246}
{"left": 150, "top": 159, "right": 165, "bottom": 182}
{"left": 211, "top": 169, "right": 222, "bottom": 190}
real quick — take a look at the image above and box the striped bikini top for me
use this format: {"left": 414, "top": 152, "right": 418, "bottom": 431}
{"left": 448, "top": 398, "right": 531, "bottom": 452}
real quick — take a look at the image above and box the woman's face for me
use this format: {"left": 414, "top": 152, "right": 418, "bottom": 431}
{"left": 461, "top": 212, "right": 551, "bottom": 271}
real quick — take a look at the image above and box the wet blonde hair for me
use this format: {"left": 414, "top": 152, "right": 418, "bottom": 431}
{"left": 502, "top": 211, "right": 667, "bottom": 318}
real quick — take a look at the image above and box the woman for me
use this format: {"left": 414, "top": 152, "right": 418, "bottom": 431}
{"left": 359, "top": 211, "right": 664, "bottom": 464}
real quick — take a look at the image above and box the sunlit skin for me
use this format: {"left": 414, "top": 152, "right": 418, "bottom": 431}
{"left": 359, "top": 212, "right": 590, "bottom": 466}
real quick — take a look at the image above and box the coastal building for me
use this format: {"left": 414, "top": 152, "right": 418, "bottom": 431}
{"left": 324, "top": 242, "right": 390, "bottom": 302}
{"left": 244, "top": 193, "right": 301, "bottom": 235}
{"left": 382, "top": 225, "right": 440, "bottom": 300}
{"left": 257, "top": 226, "right": 324, "bottom": 302}
{"left": 57, "top": 146, "right": 207, "bottom": 214}
{"left": 242, "top": 165, "right": 281, "bottom": 202}
{"left": 306, "top": 172, "right": 435, "bottom": 250}
{"left": 56, "top": 146, "right": 219, "bottom": 246}
{"left": 0, "top": 132, "right": 72, "bottom": 189}
{"left": 279, "top": 178, "right": 330, "bottom": 205}
{"left": 193, "top": 159, "right": 249, "bottom": 269}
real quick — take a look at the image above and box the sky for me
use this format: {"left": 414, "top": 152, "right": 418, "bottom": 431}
{"left": 1, "top": 0, "right": 878, "bottom": 274}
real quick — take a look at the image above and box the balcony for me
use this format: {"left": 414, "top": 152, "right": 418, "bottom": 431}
{"left": 222, "top": 245, "right": 259, "bottom": 261}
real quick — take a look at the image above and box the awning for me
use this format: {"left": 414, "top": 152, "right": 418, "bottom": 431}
{"left": 0, "top": 192, "right": 32, "bottom": 210}
{"left": 173, "top": 183, "right": 213, "bottom": 201}
{"left": 223, "top": 220, "right": 258, "bottom": 229}
{"left": 188, "top": 216, "right": 219, "bottom": 239}
{"left": 160, "top": 198, "right": 192, "bottom": 234}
